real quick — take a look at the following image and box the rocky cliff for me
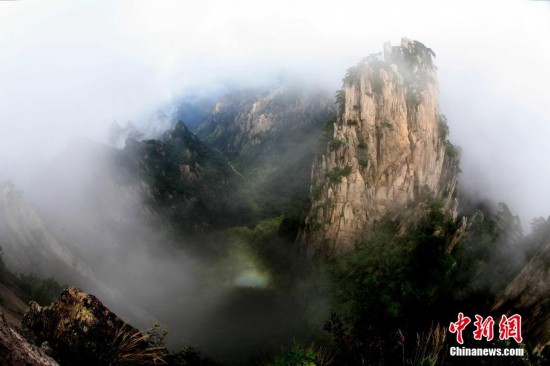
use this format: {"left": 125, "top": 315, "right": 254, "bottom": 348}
{"left": 196, "top": 83, "right": 335, "bottom": 219}
{"left": 300, "top": 38, "right": 460, "bottom": 258}
{"left": 120, "top": 121, "right": 251, "bottom": 232}
{"left": 0, "top": 310, "right": 58, "bottom": 366}
{"left": 22, "top": 287, "right": 165, "bottom": 366}
{"left": 16, "top": 287, "right": 220, "bottom": 366}
{"left": 196, "top": 83, "right": 334, "bottom": 162}
{"left": 493, "top": 235, "right": 550, "bottom": 354}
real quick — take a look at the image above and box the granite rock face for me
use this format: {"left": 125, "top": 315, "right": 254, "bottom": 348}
{"left": 300, "top": 38, "right": 460, "bottom": 259}
{"left": 196, "top": 83, "right": 336, "bottom": 219}
{"left": 493, "top": 236, "right": 550, "bottom": 354}
{"left": 0, "top": 311, "right": 58, "bottom": 366}
{"left": 196, "top": 84, "right": 335, "bottom": 160}
{"left": 22, "top": 287, "right": 167, "bottom": 366}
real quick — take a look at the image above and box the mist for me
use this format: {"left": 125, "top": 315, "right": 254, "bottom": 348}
{"left": 1, "top": 0, "right": 550, "bottom": 363}
{"left": 1, "top": 0, "right": 549, "bottom": 226}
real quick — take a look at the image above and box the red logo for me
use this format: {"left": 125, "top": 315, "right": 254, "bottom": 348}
{"left": 449, "top": 312, "right": 471, "bottom": 344}
{"left": 473, "top": 315, "right": 494, "bottom": 341}
{"left": 499, "top": 314, "right": 523, "bottom": 343}
{"left": 449, "top": 313, "right": 522, "bottom": 344}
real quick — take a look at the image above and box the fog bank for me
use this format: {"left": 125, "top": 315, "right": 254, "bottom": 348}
{"left": 1, "top": 1, "right": 549, "bottom": 225}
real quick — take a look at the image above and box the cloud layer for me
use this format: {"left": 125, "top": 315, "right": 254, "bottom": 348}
{"left": 1, "top": 0, "right": 549, "bottom": 224}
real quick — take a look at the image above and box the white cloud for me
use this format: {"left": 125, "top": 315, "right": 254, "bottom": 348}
{"left": 0, "top": 0, "right": 549, "bottom": 225}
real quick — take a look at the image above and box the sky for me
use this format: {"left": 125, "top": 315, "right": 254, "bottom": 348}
{"left": 0, "top": 0, "right": 550, "bottom": 227}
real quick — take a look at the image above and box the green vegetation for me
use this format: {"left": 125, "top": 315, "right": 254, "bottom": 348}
{"left": 445, "top": 141, "right": 458, "bottom": 159}
{"left": 311, "top": 185, "right": 323, "bottom": 200}
{"left": 122, "top": 121, "right": 254, "bottom": 233}
{"left": 191, "top": 213, "right": 326, "bottom": 365}
{"left": 0, "top": 246, "right": 65, "bottom": 306}
{"left": 343, "top": 66, "right": 361, "bottom": 86}
{"left": 17, "top": 273, "right": 64, "bottom": 306}
{"left": 371, "top": 72, "right": 385, "bottom": 94}
{"left": 4, "top": 54, "right": 549, "bottom": 366}
{"left": 328, "top": 170, "right": 341, "bottom": 184}
{"left": 525, "top": 216, "right": 550, "bottom": 258}
{"left": 438, "top": 114, "right": 449, "bottom": 141}
{"left": 343, "top": 53, "right": 389, "bottom": 95}
{"left": 317, "top": 117, "right": 336, "bottom": 153}
{"left": 335, "top": 90, "right": 346, "bottom": 116}
{"left": 373, "top": 120, "right": 394, "bottom": 141}
{"left": 267, "top": 343, "right": 333, "bottom": 366}
{"left": 328, "top": 201, "right": 455, "bottom": 328}
{"left": 359, "top": 52, "right": 384, "bottom": 67}
{"left": 112, "top": 54, "right": 550, "bottom": 366}
{"left": 108, "top": 322, "right": 221, "bottom": 365}
{"left": 375, "top": 126, "right": 384, "bottom": 140}
{"left": 382, "top": 120, "right": 394, "bottom": 131}
{"left": 229, "top": 216, "right": 284, "bottom": 243}
{"left": 321, "top": 198, "right": 545, "bottom": 365}
{"left": 452, "top": 203, "right": 524, "bottom": 303}
{"left": 174, "top": 346, "right": 220, "bottom": 366}
{"left": 221, "top": 102, "right": 334, "bottom": 223}
{"left": 313, "top": 222, "right": 323, "bottom": 231}
{"left": 327, "top": 166, "right": 352, "bottom": 183}
{"left": 108, "top": 323, "right": 170, "bottom": 365}
{"left": 329, "top": 139, "right": 342, "bottom": 149}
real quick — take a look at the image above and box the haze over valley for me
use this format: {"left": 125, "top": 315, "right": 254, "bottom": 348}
{"left": 0, "top": 1, "right": 549, "bottom": 365}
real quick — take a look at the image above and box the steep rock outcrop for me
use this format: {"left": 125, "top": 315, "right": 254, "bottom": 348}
{"left": 196, "top": 83, "right": 335, "bottom": 218}
{"left": 20, "top": 287, "right": 219, "bottom": 365}
{"left": 120, "top": 121, "right": 251, "bottom": 232}
{"left": 0, "top": 311, "right": 58, "bottom": 366}
{"left": 300, "top": 38, "right": 460, "bottom": 258}
{"left": 492, "top": 236, "right": 550, "bottom": 354}
{"left": 22, "top": 287, "right": 168, "bottom": 366}
{"left": 196, "top": 84, "right": 334, "bottom": 161}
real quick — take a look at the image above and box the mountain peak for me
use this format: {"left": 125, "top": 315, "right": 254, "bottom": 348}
{"left": 299, "top": 40, "right": 460, "bottom": 259}
{"left": 384, "top": 37, "right": 437, "bottom": 73}
{"left": 171, "top": 120, "right": 193, "bottom": 138}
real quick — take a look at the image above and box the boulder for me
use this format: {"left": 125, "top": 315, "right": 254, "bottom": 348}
{"left": 22, "top": 287, "right": 168, "bottom": 365}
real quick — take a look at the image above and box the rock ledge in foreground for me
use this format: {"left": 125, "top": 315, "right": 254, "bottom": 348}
{"left": 22, "top": 286, "right": 168, "bottom": 365}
